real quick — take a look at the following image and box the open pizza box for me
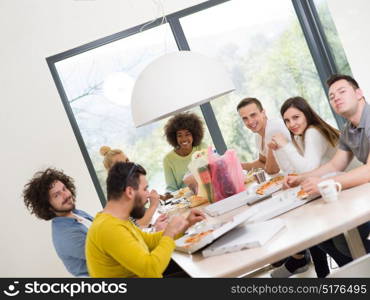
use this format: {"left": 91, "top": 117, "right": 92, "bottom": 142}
{"left": 202, "top": 218, "right": 286, "bottom": 258}
{"left": 203, "top": 175, "right": 285, "bottom": 216}
{"left": 203, "top": 190, "right": 250, "bottom": 217}
{"left": 175, "top": 207, "right": 257, "bottom": 254}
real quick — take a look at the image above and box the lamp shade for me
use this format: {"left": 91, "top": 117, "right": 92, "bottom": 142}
{"left": 131, "top": 51, "right": 235, "bottom": 127}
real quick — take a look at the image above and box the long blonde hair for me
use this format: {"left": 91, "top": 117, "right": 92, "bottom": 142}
{"left": 99, "top": 146, "right": 129, "bottom": 171}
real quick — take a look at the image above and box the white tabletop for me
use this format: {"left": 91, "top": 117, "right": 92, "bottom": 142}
{"left": 171, "top": 183, "right": 370, "bottom": 277}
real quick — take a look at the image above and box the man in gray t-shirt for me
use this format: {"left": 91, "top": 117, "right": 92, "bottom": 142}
{"left": 338, "top": 102, "right": 370, "bottom": 165}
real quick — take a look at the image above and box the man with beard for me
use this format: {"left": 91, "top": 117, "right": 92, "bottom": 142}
{"left": 23, "top": 168, "right": 93, "bottom": 277}
{"left": 86, "top": 162, "right": 205, "bottom": 278}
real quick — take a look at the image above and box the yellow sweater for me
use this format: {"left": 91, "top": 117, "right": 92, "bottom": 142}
{"left": 86, "top": 212, "right": 175, "bottom": 278}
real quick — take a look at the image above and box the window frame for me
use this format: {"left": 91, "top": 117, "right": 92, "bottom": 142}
{"left": 46, "top": 0, "right": 344, "bottom": 206}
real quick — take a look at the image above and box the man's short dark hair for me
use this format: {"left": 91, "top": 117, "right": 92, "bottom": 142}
{"left": 236, "top": 97, "right": 264, "bottom": 112}
{"left": 23, "top": 168, "right": 76, "bottom": 220}
{"left": 107, "top": 162, "right": 146, "bottom": 200}
{"left": 326, "top": 74, "right": 360, "bottom": 90}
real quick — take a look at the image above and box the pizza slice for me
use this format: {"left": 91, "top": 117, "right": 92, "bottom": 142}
{"left": 255, "top": 176, "right": 284, "bottom": 195}
{"left": 184, "top": 230, "right": 214, "bottom": 246}
{"left": 297, "top": 188, "right": 309, "bottom": 199}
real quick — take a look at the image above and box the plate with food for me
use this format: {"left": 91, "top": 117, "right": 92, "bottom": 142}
{"left": 245, "top": 175, "right": 285, "bottom": 205}
{"left": 188, "top": 195, "right": 209, "bottom": 208}
{"left": 283, "top": 186, "right": 315, "bottom": 201}
{"left": 158, "top": 198, "right": 190, "bottom": 216}
{"left": 172, "top": 187, "right": 193, "bottom": 199}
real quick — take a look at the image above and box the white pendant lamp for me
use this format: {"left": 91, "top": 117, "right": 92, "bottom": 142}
{"left": 131, "top": 51, "right": 235, "bottom": 127}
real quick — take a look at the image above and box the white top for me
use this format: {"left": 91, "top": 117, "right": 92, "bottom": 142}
{"left": 275, "top": 126, "right": 337, "bottom": 173}
{"left": 73, "top": 213, "right": 92, "bottom": 228}
{"left": 256, "top": 118, "right": 293, "bottom": 173}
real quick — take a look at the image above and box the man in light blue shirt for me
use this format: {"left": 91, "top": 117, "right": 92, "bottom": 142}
{"left": 23, "top": 168, "right": 93, "bottom": 277}
{"left": 51, "top": 209, "right": 92, "bottom": 276}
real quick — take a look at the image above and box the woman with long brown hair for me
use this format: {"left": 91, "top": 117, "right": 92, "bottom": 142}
{"left": 271, "top": 96, "right": 339, "bottom": 173}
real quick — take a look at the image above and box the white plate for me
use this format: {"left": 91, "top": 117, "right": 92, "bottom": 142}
{"left": 171, "top": 187, "right": 193, "bottom": 199}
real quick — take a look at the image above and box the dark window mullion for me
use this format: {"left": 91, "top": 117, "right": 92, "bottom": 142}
{"left": 292, "top": 0, "right": 346, "bottom": 129}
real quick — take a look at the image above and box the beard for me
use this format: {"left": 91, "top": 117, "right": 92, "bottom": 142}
{"left": 51, "top": 196, "right": 76, "bottom": 214}
{"left": 130, "top": 193, "right": 146, "bottom": 219}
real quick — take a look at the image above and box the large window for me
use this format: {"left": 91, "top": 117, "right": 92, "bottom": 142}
{"left": 55, "top": 24, "right": 212, "bottom": 196}
{"left": 48, "top": 0, "right": 351, "bottom": 203}
{"left": 180, "top": 0, "right": 337, "bottom": 162}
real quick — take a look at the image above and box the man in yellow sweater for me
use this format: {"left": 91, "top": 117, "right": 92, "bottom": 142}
{"left": 86, "top": 162, "right": 205, "bottom": 278}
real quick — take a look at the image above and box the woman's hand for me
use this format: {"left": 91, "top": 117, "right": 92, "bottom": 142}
{"left": 271, "top": 133, "right": 288, "bottom": 149}
{"left": 267, "top": 141, "right": 278, "bottom": 151}
{"left": 283, "top": 173, "right": 301, "bottom": 189}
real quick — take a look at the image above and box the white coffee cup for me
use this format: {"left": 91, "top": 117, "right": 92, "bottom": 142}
{"left": 317, "top": 179, "right": 342, "bottom": 203}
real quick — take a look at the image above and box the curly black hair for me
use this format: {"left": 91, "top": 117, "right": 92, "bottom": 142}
{"left": 164, "top": 112, "right": 204, "bottom": 148}
{"left": 23, "top": 168, "right": 76, "bottom": 220}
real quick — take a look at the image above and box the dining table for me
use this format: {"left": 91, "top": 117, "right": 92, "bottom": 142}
{"left": 171, "top": 182, "right": 370, "bottom": 277}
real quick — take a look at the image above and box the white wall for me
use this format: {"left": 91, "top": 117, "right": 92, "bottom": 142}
{"left": 328, "top": 0, "right": 370, "bottom": 97}
{"left": 2, "top": 0, "right": 369, "bottom": 277}
{"left": 0, "top": 0, "right": 206, "bottom": 277}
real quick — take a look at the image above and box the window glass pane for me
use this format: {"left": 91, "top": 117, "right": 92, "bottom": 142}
{"left": 180, "top": 0, "right": 337, "bottom": 162}
{"left": 313, "top": 0, "right": 352, "bottom": 74}
{"left": 55, "top": 25, "right": 212, "bottom": 195}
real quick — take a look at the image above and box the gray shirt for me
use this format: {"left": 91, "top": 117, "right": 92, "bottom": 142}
{"left": 339, "top": 103, "right": 370, "bottom": 164}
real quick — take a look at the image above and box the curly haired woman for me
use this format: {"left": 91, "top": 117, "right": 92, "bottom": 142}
{"left": 163, "top": 112, "right": 207, "bottom": 194}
